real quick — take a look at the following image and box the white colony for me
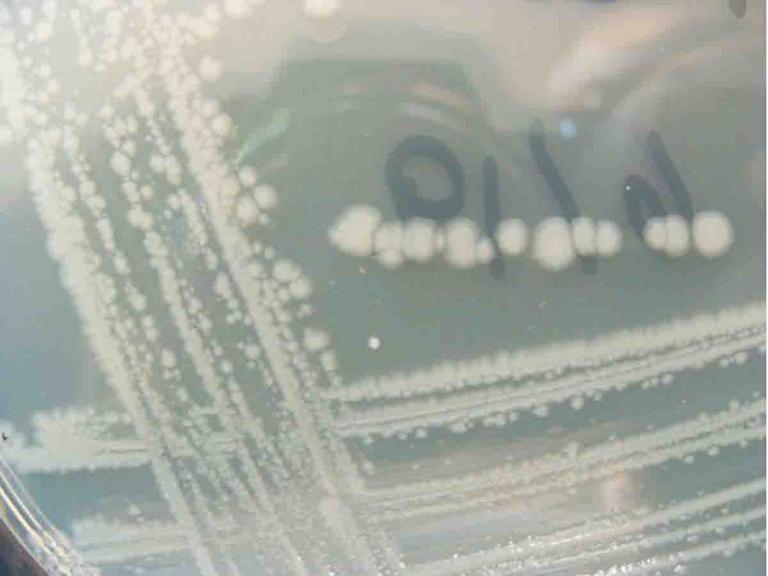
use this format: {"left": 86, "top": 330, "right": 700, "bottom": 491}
{"left": 366, "top": 399, "right": 765, "bottom": 521}
{"left": 495, "top": 218, "right": 528, "bottom": 256}
{"left": 474, "top": 237, "right": 495, "bottom": 264}
{"left": 595, "top": 219, "right": 623, "bottom": 257}
{"left": 402, "top": 218, "right": 438, "bottom": 262}
{"left": 532, "top": 217, "right": 576, "bottom": 271}
{"left": 571, "top": 216, "right": 597, "bottom": 256}
{"left": 71, "top": 518, "right": 190, "bottom": 565}
{"left": 161, "top": 350, "right": 177, "bottom": 368}
{"left": 211, "top": 113, "right": 233, "bottom": 137}
{"left": 373, "top": 220, "right": 404, "bottom": 269}
{"left": 0, "top": 407, "right": 148, "bottom": 474}
{"left": 643, "top": 214, "right": 692, "bottom": 258}
{"left": 109, "top": 151, "right": 131, "bottom": 177}
{"left": 328, "top": 209, "right": 726, "bottom": 270}
{"left": 272, "top": 259, "right": 301, "bottom": 283}
{"left": 443, "top": 217, "right": 479, "bottom": 269}
{"left": 367, "top": 335, "right": 382, "bottom": 351}
{"left": 643, "top": 217, "right": 667, "bottom": 251}
{"left": 377, "top": 249, "right": 404, "bottom": 269}
{"left": 303, "top": 328, "right": 330, "bottom": 352}
{"left": 329, "top": 301, "right": 763, "bottom": 406}
{"left": 9, "top": 2, "right": 381, "bottom": 573}
{"left": 327, "top": 204, "right": 381, "bottom": 257}
{"left": 663, "top": 214, "right": 691, "bottom": 258}
{"left": 235, "top": 195, "right": 259, "bottom": 226}
{"left": 254, "top": 184, "right": 278, "bottom": 210}
{"left": 692, "top": 211, "right": 734, "bottom": 258}
{"left": 289, "top": 277, "right": 313, "bottom": 299}
{"left": 402, "top": 479, "right": 764, "bottom": 576}
{"left": 238, "top": 166, "right": 258, "bottom": 187}
{"left": 3, "top": 3, "right": 756, "bottom": 575}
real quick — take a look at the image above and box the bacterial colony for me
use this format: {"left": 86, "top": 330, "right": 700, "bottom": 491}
{"left": 0, "top": 1, "right": 763, "bottom": 575}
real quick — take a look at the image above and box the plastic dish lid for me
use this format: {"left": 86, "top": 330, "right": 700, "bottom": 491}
{"left": 0, "top": 1, "right": 764, "bottom": 574}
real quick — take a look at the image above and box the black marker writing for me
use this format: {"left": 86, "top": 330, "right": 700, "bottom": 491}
{"left": 529, "top": 119, "right": 597, "bottom": 274}
{"left": 386, "top": 135, "right": 465, "bottom": 222}
{"left": 482, "top": 156, "right": 505, "bottom": 279}
{"left": 624, "top": 131, "right": 694, "bottom": 244}
{"left": 380, "top": 125, "right": 727, "bottom": 274}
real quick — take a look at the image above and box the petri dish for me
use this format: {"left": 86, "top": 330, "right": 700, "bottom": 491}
{"left": 0, "top": 0, "right": 764, "bottom": 574}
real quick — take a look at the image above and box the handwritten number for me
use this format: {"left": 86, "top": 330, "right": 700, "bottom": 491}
{"left": 386, "top": 129, "right": 700, "bottom": 270}
{"left": 624, "top": 175, "right": 667, "bottom": 238}
{"left": 646, "top": 131, "right": 694, "bottom": 220}
{"left": 624, "top": 132, "right": 694, "bottom": 242}
{"left": 386, "top": 135, "right": 465, "bottom": 222}
{"left": 482, "top": 156, "right": 505, "bottom": 279}
{"left": 529, "top": 119, "right": 597, "bottom": 274}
